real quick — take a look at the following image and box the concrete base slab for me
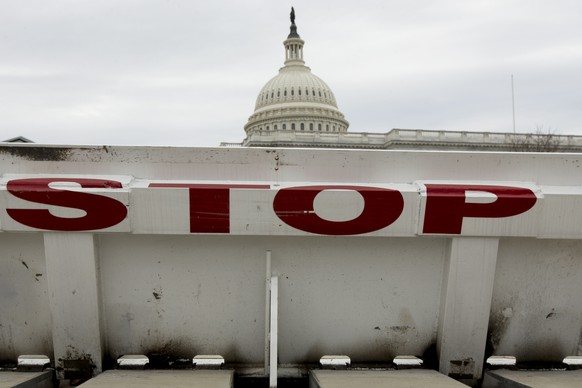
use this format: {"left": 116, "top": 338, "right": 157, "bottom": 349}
{"left": 309, "top": 369, "right": 468, "bottom": 388}
{"left": 78, "top": 370, "right": 233, "bottom": 388}
{"left": 483, "top": 369, "right": 582, "bottom": 388}
{"left": 0, "top": 371, "right": 53, "bottom": 388}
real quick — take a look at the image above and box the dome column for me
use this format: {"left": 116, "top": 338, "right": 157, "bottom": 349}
{"left": 284, "top": 38, "right": 305, "bottom": 65}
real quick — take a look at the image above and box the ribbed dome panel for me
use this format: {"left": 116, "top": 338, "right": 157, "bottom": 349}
{"left": 255, "top": 66, "right": 338, "bottom": 110}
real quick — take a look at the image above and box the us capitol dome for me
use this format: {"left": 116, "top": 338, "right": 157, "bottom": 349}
{"left": 243, "top": 8, "right": 349, "bottom": 142}
{"left": 233, "top": 9, "right": 582, "bottom": 152}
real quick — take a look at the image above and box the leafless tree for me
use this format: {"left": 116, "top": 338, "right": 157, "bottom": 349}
{"left": 510, "top": 126, "right": 561, "bottom": 152}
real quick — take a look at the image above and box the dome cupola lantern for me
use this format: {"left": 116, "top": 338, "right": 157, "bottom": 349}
{"left": 244, "top": 8, "right": 349, "bottom": 139}
{"left": 284, "top": 7, "right": 304, "bottom": 66}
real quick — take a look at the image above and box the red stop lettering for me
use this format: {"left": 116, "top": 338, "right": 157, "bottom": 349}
{"left": 149, "top": 183, "right": 270, "bottom": 233}
{"left": 422, "top": 184, "right": 537, "bottom": 234}
{"left": 7, "top": 178, "right": 127, "bottom": 231}
{"left": 273, "top": 185, "right": 404, "bottom": 235}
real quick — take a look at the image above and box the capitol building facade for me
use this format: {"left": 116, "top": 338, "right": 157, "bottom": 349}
{"left": 222, "top": 11, "right": 582, "bottom": 153}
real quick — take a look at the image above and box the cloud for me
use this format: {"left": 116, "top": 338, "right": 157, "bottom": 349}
{"left": 1, "top": 0, "right": 581, "bottom": 145}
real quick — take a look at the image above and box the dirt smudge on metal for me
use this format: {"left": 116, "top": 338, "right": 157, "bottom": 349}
{"left": 151, "top": 285, "right": 163, "bottom": 301}
{"left": 0, "top": 146, "right": 72, "bottom": 161}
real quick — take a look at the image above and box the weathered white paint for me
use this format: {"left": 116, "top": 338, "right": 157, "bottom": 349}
{"left": 1, "top": 145, "right": 582, "bottom": 382}
{"left": 320, "top": 356, "right": 351, "bottom": 367}
{"left": 117, "top": 355, "right": 149, "bottom": 367}
{"left": 97, "top": 235, "right": 445, "bottom": 364}
{"left": 486, "top": 356, "right": 516, "bottom": 366}
{"left": 192, "top": 355, "right": 225, "bottom": 367}
{"left": 44, "top": 233, "right": 103, "bottom": 377}
{"left": 265, "top": 251, "right": 272, "bottom": 374}
{"left": 130, "top": 186, "right": 190, "bottom": 234}
{"left": 489, "top": 239, "right": 582, "bottom": 361}
{"left": 2, "top": 145, "right": 582, "bottom": 186}
{"left": 269, "top": 275, "right": 278, "bottom": 388}
{"left": 0, "top": 233, "right": 51, "bottom": 361}
{"left": 393, "top": 356, "right": 423, "bottom": 367}
{"left": 563, "top": 356, "right": 582, "bottom": 366}
{"left": 17, "top": 354, "right": 50, "bottom": 367}
{"left": 537, "top": 186, "right": 582, "bottom": 238}
{"left": 437, "top": 237, "right": 499, "bottom": 378}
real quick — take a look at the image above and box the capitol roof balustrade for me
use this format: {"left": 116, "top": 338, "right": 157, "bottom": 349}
{"left": 240, "top": 128, "right": 582, "bottom": 151}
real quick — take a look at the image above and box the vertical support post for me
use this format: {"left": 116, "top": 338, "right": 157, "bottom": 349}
{"left": 437, "top": 237, "right": 499, "bottom": 380}
{"left": 265, "top": 251, "right": 272, "bottom": 375}
{"left": 44, "top": 233, "right": 103, "bottom": 379}
{"left": 269, "top": 275, "right": 278, "bottom": 388}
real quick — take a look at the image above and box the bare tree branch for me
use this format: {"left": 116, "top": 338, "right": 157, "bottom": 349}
{"left": 510, "top": 126, "right": 561, "bottom": 152}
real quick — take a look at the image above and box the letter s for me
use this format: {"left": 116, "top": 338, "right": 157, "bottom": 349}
{"left": 7, "top": 178, "right": 127, "bottom": 231}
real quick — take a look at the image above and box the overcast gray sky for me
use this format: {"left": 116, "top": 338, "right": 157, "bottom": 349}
{"left": 1, "top": 0, "right": 581, "bottom": 146}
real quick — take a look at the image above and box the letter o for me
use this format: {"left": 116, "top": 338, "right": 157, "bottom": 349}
{"left": 273, "top": 185, "right": 404, "bottom": 235}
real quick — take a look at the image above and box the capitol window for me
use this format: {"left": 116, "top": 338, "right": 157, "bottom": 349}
{"left": 291, "top": 123, "right": 295, "bottom": 130}
{"left": 309, "top": 123, "right": 313, "bottom": 131}
{"left": 282, "top": 124, "right": 286, "bottom": 130}
{"left": 318, "top": 123, "right": 322, "bottom": 131}
{"left": 301, "top": 123, "right": 305, "bottom": 130}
